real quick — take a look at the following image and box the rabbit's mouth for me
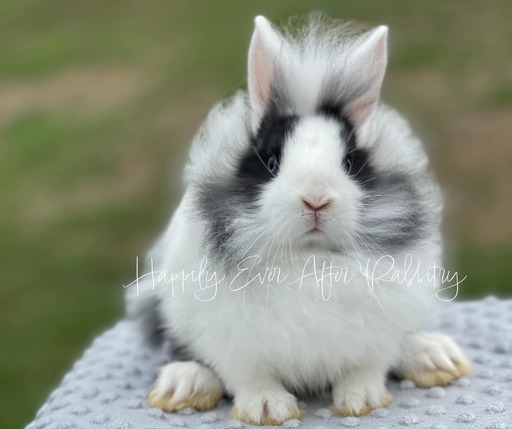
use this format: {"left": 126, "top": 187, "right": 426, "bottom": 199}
{"left": 308, "top": 227, "right": 323, "bottom": 234}
{"left": 298, "top": 229, "right": 332, "bottom": 250}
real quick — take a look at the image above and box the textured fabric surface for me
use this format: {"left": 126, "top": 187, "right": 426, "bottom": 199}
{"left": 27, "top": 297, "right": 512, "bottom": 429}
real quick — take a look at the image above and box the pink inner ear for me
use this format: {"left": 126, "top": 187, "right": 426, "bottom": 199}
{"left": 345, "top": 84, "right": 382, "bottom": 127}
{"left": 342, "top": 26, "right": 388, "bottom": 128}
{"left": 250, "top": 38, "right": 273, "bottom": 118}
{"left": 247, "top": 17, "right": 284, "bottom": 131}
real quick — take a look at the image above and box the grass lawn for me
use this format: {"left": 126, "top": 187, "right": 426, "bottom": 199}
{"left": 1, "top": 1, "right": 511, "bottom": 427}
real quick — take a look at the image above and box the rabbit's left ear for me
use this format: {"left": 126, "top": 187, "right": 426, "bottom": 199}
{"left": 342, "top": 26, "right": 388, "bottom": 128}
{"left": 247, "top": 16, "right": 285, "bottom": 131}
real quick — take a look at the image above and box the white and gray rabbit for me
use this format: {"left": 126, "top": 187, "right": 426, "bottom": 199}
{"left": 126, "top": 13, "right": 471, "bottom": 425}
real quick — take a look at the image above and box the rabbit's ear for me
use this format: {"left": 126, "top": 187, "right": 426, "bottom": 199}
{"left": 248, "top": 16, "right": 284, "bottom": 131}
{"left": 342, "top": 26, "right": 388, "bottom": 128}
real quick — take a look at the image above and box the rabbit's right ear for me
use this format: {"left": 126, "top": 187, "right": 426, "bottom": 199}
{"left": 248, "top": 16, "right": 284, "bottom": 132}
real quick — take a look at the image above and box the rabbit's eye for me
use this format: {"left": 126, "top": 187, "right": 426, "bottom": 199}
{"left": 267, "top": 154, "right": 279, "bottom": 174}
{"left": 343, "top": 154, "right": 353, "bottom": 173}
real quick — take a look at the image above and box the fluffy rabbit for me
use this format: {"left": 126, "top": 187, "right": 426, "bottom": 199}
{"left": 126, "top": 13, "right": 471, "bottom": 425}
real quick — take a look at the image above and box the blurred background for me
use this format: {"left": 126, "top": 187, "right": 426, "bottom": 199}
{"left": 1, "top": 1, "right": 511, "bottom": 427}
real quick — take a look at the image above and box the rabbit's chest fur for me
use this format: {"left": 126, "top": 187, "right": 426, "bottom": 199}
{"left": 157, "top": 197, "right": 434, "bottom": 392}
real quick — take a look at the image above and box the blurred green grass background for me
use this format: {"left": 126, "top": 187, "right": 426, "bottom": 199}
{"left": 1, "top": 1, "right": 511, "bottom": 427}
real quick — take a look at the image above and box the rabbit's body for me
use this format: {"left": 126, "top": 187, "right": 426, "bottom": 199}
{"left": 149, "top": 92, "right": 440, "bottom": 390}
{"left": 129, "top": 14, "right": 471, "bottom": 425}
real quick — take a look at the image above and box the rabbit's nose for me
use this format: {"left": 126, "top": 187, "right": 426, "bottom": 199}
{"left": 302, "top": 196, "right": 333, "bottom": 212}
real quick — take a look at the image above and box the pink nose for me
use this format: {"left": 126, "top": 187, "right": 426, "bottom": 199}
{"left": 302, "top": 197, "right": 333, "bottom": 212}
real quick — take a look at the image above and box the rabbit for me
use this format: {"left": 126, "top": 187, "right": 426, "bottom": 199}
{"left": 126, "top": 13, "right": 472, "bottom": 425}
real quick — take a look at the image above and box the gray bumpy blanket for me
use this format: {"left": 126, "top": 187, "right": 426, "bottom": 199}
{"left": 27, "top": 297, "right": 512, "bottom": 429}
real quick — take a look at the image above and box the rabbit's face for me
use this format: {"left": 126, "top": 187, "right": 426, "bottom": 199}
{"left": 196, "top": 17, "right": 415, "bottom": 266}
{"left": 197, "top": 108, "right": 378, "bottom": 266}
{"left": 249, "top": 114, "right": 365, "bottom": 253}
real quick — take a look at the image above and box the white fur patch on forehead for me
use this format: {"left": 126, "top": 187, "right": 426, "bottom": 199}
{"left": 290, "top": 116, "right": 342, "bottom": 147}
{"left": 281, "top": 116, "right": 344, "bottom": 171}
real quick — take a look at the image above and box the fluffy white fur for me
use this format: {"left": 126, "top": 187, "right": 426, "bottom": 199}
{"left": 127, "top": 13, "right": 470, "bottom": 425}
{"left": 148, "top": 361, "right": 223, "bottom": 411}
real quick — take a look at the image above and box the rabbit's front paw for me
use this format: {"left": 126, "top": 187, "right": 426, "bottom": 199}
{"left": 331, "top": 371, "right": 392, "bottom": 417}
{"left": 394, "top": 332, "right": 472, "bottom": 388}
{"left": 231, "top": 387, "right": 303, "bottom": 425}
{"left": 148, "top": 361, "right": 223, "bottom": 412}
